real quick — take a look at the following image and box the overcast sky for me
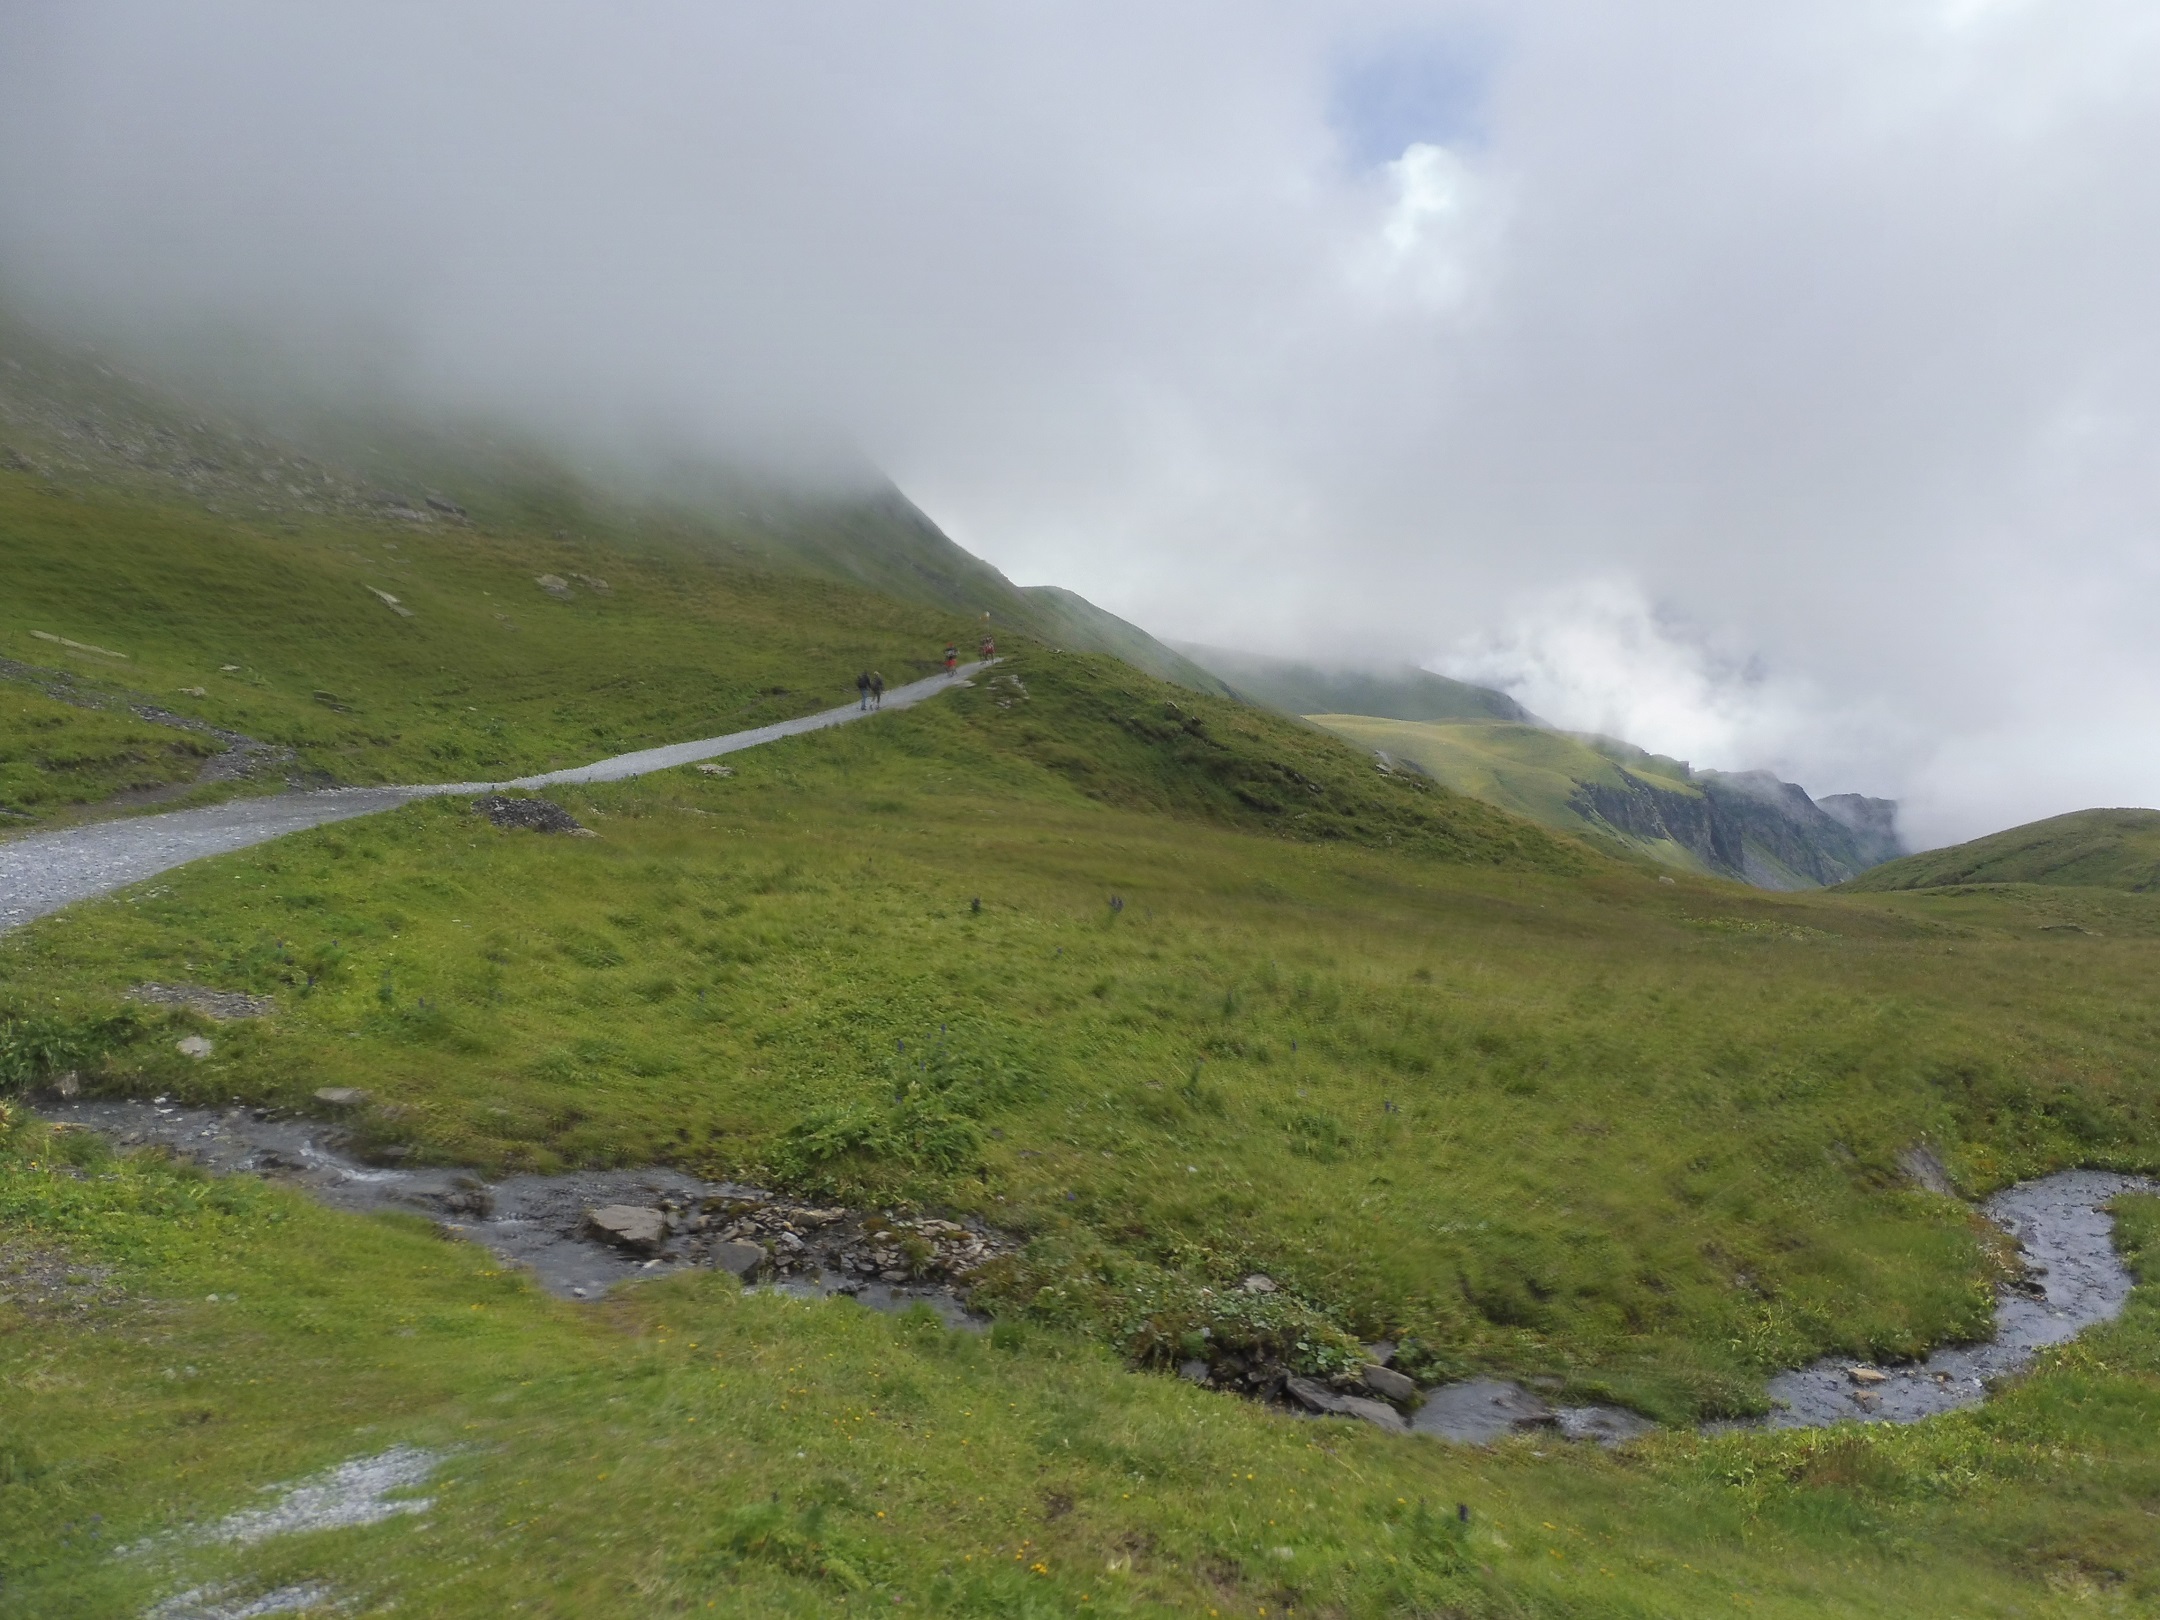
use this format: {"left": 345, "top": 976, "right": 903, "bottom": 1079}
{"left": 3, "top": 1, "right": 2157, "bottom": 844}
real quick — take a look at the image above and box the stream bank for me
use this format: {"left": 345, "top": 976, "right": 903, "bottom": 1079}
{"left": 30, "top": 1096, "right": 2155, "bottom": 1445}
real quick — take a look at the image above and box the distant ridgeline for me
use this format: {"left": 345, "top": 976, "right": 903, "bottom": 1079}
{"left": 1180, "top": 644, "right": 1903, "bottom": 890}
{"left": 1839, "top": 807, "right": 2160, "bottom": 893}
{"left": 0, "top": 308, "right": 1215, "bottom": 693}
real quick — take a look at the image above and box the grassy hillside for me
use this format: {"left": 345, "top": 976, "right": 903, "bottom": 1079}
{"left": 0, "top": 313, "right": 1215, "bottom": 713}
{"left": 1021, "top": 588, "right": 1235, "bottom": 697}
{"left": 10, "top": 324, "right": 2160, "bottom": 1614}
{"left": 1310, "top": 714, "right": 1715, "bottom": 872}
{"left": 1177, "top": 644, "right": 1531, "bottom": 724}
{"left": 1843, "top": 807, "right": 2160, "bottom": 893}
{"left": 9, "top": 650, "right": 2160, "bottom": 1430}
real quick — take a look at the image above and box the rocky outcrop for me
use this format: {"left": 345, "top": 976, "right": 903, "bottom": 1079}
{"left": 1569, "top": 767, "right": 1904, "bottom": 890}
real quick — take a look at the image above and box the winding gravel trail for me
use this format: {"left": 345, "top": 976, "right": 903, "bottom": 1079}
{"left": 0, "top": 662, "right": 987, "bottom": 935}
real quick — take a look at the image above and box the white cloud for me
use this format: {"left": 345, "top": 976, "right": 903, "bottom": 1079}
{"left": 3, "top": 1, "right": 2159, "bottom": 842}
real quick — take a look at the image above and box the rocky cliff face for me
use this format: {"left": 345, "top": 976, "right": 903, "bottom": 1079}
{"left": 1570, "top": 766, "right": 1903, "bottom": 890}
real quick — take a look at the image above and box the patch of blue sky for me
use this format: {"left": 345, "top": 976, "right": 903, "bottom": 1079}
{"left": 1328, "top": 29, "right": 1497, "bottom": 168}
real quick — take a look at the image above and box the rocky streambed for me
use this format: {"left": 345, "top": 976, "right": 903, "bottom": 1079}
{"left": 33, "top": 1095, "right": 1015, "bottom": 1328}
{"left": 30, "top": 1095, "right": 2157, "bottom": 1446}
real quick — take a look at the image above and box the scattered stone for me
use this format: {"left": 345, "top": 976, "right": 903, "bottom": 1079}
{"left": 695, "top": 763, "right": 734, "bottom": 777}
{"left": 1898, "top": 1143, "right": 1956, "bottom": 1198}
{"left": 472, "top": 794, "right": 587, "bottom": 834}
{"left": 53, "top": 1070, "right": 80, "bottom": 1098}
{"left": 571, "top": 573, "right": 610, "bottom": 593}
{"left": 128, "top": 983, "right": 276, "bottom": 1021}
{"left": 178, "top": 685, "right": 207, "bottom": 697}
{"left": 1240, "top": 1273, "right": 1278, "bottom": 1295}
{"left": 1361, "top": 1363, "right": 1419, "bottom": 1404}
{"left": 709, "top": 1241, "right": 767, "bottom": 1281}
{"left": 176, "top": 1036, "right": 214, "bottom": 1060}
{"left": 584, "top": 1205, "right": 668, "bottom": 1254}
{"left": 1179, "top": 1359, "right": 1211, "bottom": 1385}
{"left": 535, "top": 574, "right": 573, "bottom": 599}
{"left": 313, "top": 1087, "right": 369, "bottom": 1109}
{"left": 1847, "top": 1365, "right": 1889, "bottom": 1386}
{"left": 425, "top": 495, "right": 467, "bottom": 519}
{"left": 1285, "top": 1375, "right": 1409, "bottom": 1433}
{"left": 367, "top": 586, "right": 415, "bottom": 618}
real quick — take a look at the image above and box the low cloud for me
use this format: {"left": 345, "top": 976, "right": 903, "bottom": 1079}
{"left": 2, "top": 1, "right": 2157, "bottom": 844}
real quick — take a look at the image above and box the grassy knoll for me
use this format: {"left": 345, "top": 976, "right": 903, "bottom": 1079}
{"left": 0, "top": 685, "right": 216, "bottom": 826}
{"left": 3, "top": 1106, "right": 2159, "bottom": 1616}
{"left": 1843, "top": 808, "right": 2160, "bottom": 894}
{"left": 0, "top": 466, "right": 976, "bottom": 810}
{"left": 7, "top": 651, "right": 2159, "bottom": 1423}
{"left": 1308, "top": 714, "right": 1709, "bottom": 874}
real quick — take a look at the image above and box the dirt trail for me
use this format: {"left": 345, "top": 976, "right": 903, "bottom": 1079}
{"left": 0, "top": 663, "right": 987, "bottom": 934}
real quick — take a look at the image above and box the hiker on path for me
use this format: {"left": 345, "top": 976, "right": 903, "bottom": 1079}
{"left": 869, "top": 671, "right": 885, "bottom": 708}
{"left": 944, "top": 644, "right": 959, "bottom": 677}
{"left": 979, "top": 634, "right": 996, "bottom": 660}
{"left": 855, "top": 671, "right": 872, "bottom": 710}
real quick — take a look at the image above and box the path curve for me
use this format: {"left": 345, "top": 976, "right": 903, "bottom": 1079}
{"left": 0, "top": 663, "right": 989, "bottom": 935}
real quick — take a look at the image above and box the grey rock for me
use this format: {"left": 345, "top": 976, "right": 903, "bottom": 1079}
{"left": 584, "top": 1205, "right": 667, "bottom": 1253}
{"left": 175, "top": 1035, "right": 214, "bottom": 1059}
{"left": 53, "top": 1070, "right": 79, "bottom": 1098}
{"left": 1240, "top": 1273, "right": 1278, "bottom": 1294}
{"left": 472, "top": 794, "right": 585, "bottom": 835}
{"left": 1285, "top": 1375, "right": 1407, "bottom": 1433}
{"left": 314, "top": 1087, "right": 369, "bottom": 1108}
{"left": 128, "top": 983, "right": 276, "bottom": 1021}
{"left": 535, "top": 574, "right": 572, "bottom": 599}
{"left": 709, "top": 1241, "right": 766, "bottom": 1281}
{"left": 1898, "top": 1143, "right": 1956, "bottom": 1197}
{"left": 1179, "top": 1359, "right": 1211, "bottom": 1385}
{"left": 1361, "top": 1363, "right": 1418, "bottom": 1404}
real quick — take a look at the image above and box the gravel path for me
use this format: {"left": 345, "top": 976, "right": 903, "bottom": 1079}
{"left": 0, "top": 663, "right": 986, "bottom": 935}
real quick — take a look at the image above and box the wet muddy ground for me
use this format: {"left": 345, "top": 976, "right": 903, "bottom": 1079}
{"left": 32, "top": 1097, "right": 2156, "bottom": 1445}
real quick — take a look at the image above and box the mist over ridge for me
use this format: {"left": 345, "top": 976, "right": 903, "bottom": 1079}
{"left": 5, "top": 1, "right": 2159, "bottom": 846}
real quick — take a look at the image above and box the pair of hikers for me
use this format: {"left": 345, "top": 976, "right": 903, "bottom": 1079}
{"left": 854, "top": 670, "right": 886, "bottom": 710}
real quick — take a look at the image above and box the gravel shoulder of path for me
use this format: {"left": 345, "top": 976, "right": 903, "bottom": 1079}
{"left": 0, "top": 663, "right": 987, "bottom": 935}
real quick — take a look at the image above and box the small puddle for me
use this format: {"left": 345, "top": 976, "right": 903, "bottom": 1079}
{"left": 40, "top": 1097, "right": 1001, "bottom": 1327}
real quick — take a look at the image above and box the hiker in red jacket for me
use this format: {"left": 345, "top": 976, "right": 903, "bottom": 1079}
{"left": 944, "top": 644, "right": 959, "bottom": 677}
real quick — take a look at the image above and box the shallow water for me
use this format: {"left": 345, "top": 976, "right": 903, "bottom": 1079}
{"left": 39, "top": 1096, "right": 990, "bottom": 1325}
{"left": 41, "top": 1098, "right": 2155, "bottom": 1442}
{"left": 1410, "top": 1168, "right": 2157, "bottom": 1443}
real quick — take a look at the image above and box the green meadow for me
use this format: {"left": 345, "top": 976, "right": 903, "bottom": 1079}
{"left": 8, "top": 650, "right": 2160, "bottom": 1425}
{"left": 3, "top": 1107, "right": 2159, "bottom": 1617}
{"left": 7, "top": 430, "right": 2160, "bottom": 1613}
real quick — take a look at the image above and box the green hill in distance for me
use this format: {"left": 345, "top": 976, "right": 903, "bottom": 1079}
{"left": 1176, "top": 641, "right": 1532, "bottom": 723}
{"left": 1175, "top": 644, "right": 1904, "bottom": 889}
{"left": 1841, "top": 806, "right": 2160, "bottom": 892}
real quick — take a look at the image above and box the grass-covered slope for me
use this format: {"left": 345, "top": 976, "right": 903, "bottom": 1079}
{"left": 1177, "top": 643, "right": 1531, "bottom": 724}
{"left": 1842, "top": 808, "right": 2160, "bottom": 893}
{"left": 0, "top": 312, "right": 1220, "bottom": 723}
{"left": 1020, "top": 587, "right": 1235, "bottom": 697}
{"left": 0, "top": 466, "right": 965, "bottom": 813}
{"left": 9, "top": 648, "right": 2160, "bottom": 1425}
{"left": 1311, "top": 713, "right": 1711, "bottom": 871}
{"left": 6, "top": 1070, "right": 2160, "bottom": 1616}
